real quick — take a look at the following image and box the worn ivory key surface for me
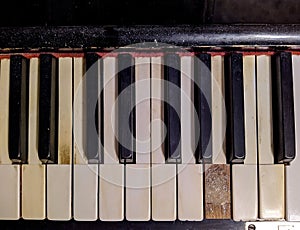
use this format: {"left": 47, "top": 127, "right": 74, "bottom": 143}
{"left": 232, "top": 55, "right": 258, "bottom": 221}
{"left": 73, "top": 57, "right": 98, "bottom": 221}
{"left": 177, "top": 55, "right": 203, "bottom": 221}
{"left": 0, "top": 58, "right": 20, "bottom": 220}
{"left": 99, "top": 56, "right": 124, "bottom": 221}
{"left": 125, "top": 57, "right": 151, "bottom": 221}
{"left": 47, "top": 57, "right": 72, "bottom": 220}
{"left": 151, "top": 56, "right": 176, "bottom": 221}
{"left": 286, "top": 54, "right": 300, "bottom": 221}
{"left": 22, "top": 58, "right": 46, "bottom": 220}
{"left": 257, "top": 55, "right": 284, "bottom": 220}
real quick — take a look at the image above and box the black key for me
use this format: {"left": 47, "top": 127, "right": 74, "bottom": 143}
{"left": 118, "top": 54, "right": 135, "bottom": 163}
{"left": 85, "top": 53, "right": 102, "bottom": 163}
{"left": 194, "top": 53, "right": 212, "bottom": 163}
{"left": 225, "top": 53, "right": 245, "bottom": 163}
{"left": 272, "top": 52, "right": 295, "bottom": 163}
{"left": 164, "top": 54, "right": 181, "bottom": 163}
{"left": 9, "top": 55, "right": 29, "bottom": 163}
{"left": 38, "top": 54, "right": 58, "bottom": 163}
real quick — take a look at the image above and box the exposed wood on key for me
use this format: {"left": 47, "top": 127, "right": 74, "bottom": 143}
{"left": 204, "top": 164, "right": 231, "bottom": 219}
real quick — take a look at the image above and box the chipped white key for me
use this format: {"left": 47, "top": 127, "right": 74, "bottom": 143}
{"left": 151, "top": 56, "right": 176, "bottom": 221}
{"left": 177, "top": 55, "right": 203, "bottom": 221}
{"left": 99, "top": 56, "right": 124, "bottom": 221}
{"left": 22, "top": 58, "right": 46, "bottom": 220}
{"left": 0, "top": 58, "right": 20, "bottom": 220}
{"left": 125, "top": 57, "right": 151, "bottom": 221}
{"left": 232, "top": 55, "right": 258, "bottom": 221}
{"left": 73, "top": 57, "right": 98, "bottom": 221}
{"left": 205, "top": 55, "right": 231, "bottom": 219}
{"left": 47, "top": 57, "right": 72, "bottom": 220}
{"left": 257, "top": 55, "right": 284, "bottom": 220}
{"left": 286, "top": 54, "right": 300, "bottom": 221}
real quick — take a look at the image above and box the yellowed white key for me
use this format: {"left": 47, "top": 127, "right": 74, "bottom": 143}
{"left": 125, "top": 57, "right": 151, "bottom": 221}
{"left": 151, "top": 56, "right": 176, "bottom": 221}
{"left": 73, "top": 57, "right": 98, "bottom": 221}
{"left": 232, "top": 55, "right": 258, "bottom": 221}
{"left": 47, "top": 57, "right": 72, "bottom": 220}
{"left": 0, "top": 58, "right": 20, "bottom": 220}
{"left": 22, "top": 58, "right": 46, "bottom": 220}
{"left": 177, "top": 55, "right": 203, "bottom": 221}
{"left": 257, "top": 55, "right": 284, "bottom": 220}
{"left": 99, "top": 56, "right": 124, "bottom": 221}
{"left": 286, "top": 55, "right": 300, "bottom": 221}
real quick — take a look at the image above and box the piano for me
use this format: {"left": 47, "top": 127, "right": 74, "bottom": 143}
{"left": 1, "top": 1, "right": 300, "bottom": 230}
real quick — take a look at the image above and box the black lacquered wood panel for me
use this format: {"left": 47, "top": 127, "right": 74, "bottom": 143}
{"left": 194, "top": 53, "right": 212, "bottom": 163}
{"left": 225, "top": 53, "right": 245, "bottom": 163}
{"left": 38, "top": 54, "right": 58, "bottom": 163}
{"left": 164, "top": 53, "right": 181, "bottom": 163}
{"left": 9, "top": 55, "right": 29, "bottom": 163}
{"left": 118, "top": 54, "right": 135, "bottom": 163}
{"left": 272, "top": 52, "right": 295, "bottom": 163}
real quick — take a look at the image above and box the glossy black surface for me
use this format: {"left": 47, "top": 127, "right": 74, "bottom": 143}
{"left": 118, "top": 54, "right": 135, "bottom": 163}
{"left": 164, "top": 54, "right": 181, "bottom": 163}
{"left": 0, "top": 219, "right": 245, "bottom": 230}
{"left": 194, "top": 53, "right": 212, "bottom": 163}
{"left": 85, "top": 53, "right": 102, "bottom": 163}
{"left": 38, "top": 54, "right": 58, "bottom": 163}
{"left": 0, "top": 0, "right": 206, "bottom": 26}
{"left": 2, "top": 25, "right": 300, "bottom": 49}
{"left": 225, "top": 53, "right": 245, "bottom": 163}
{"left": 8, "top": 55, "right": 29, "bottom": 163}
{"left": 272, "top": 52, "right": 295, "bottom": 163}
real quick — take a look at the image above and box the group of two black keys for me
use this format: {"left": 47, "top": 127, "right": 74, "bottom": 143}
{"left": 8, "top": 51, "right": 295, "bottom": 165}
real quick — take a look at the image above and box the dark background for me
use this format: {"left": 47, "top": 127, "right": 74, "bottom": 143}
{"left": 1, "top": 0, "right": 300, "bottom": 26}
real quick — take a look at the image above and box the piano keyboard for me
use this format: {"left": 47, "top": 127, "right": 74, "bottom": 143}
{"left": 0, "top": 48, "right": 298, "bottom": 225}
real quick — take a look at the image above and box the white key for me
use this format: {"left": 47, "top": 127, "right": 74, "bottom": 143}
{"left": 73, "top": 57, "right": 98, "bottom": 221}
{"left": 22, "top": 58, "right": 46, "bottom": 220}
{"left": 74, "top": 164, "right": 98, "bottom": 221}
{"left": 178, "top": 164, "right": 203, "bottom": 221}
{"left": 0, "top": 58, "right": 20, "bottom": 220}
{"left": 259, "top": 164, "right": 284, "bottom": 219}
{"left": 232, "top": 55, "right": 258, "bottom": 221}
{"left": 125, "top": 57, "right": 151, "bottom": 221}
{"left": 286, "top": 54, "right": 300, "bottom": 221}
{"left": 22, "top": 165, "right": 46, "bottom": 220}
{"left": 151, "top": 56, "right": 176, "bottom": 221}
{"left": 99, "top": 57, "right": 124, "bottom": 221}
{"left": 180, "top": 56, "right": 194, "bottom": 165}
{"left": 177, "top": 55, "right": 203, "bottom": 221}
{"left": 152, "top": 164, "right": 176, "bottom": 221}
{"left": 99, "top": 164, "right": 124, "bottom": 221}
{"left": 211, "top": 55, "right": 226, "bottom": 165}
{"left": 135, "top": 57, "right": 151, "bottom": 164}
{"left": 126, "top": 165, "right": 150, "bottom": 221}
{"left": 151, "top": 56, "right": 165, "bottom": 164}
{"left": 47, "top": 57, "right": 72, "bottom": 220}
{"left": 257, "top": 55, "right": 284, "bottom": 220}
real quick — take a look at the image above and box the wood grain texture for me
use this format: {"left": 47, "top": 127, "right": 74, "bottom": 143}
{"left": 204, "top": 164, "right": 231, "bottom": 219}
